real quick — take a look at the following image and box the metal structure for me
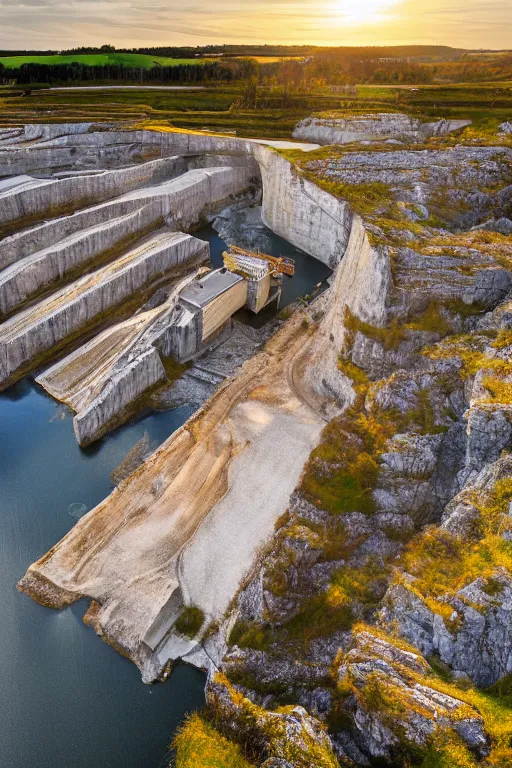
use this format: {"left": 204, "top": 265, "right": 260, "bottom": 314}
{"left": 223, "top": 245, "right": 295, "bottom": 278}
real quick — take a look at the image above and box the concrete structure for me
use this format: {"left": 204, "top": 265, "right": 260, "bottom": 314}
{"left": 172, "top": 269, "right": 248, "bottom": 359}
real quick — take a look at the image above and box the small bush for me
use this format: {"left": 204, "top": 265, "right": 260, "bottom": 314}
{"left": 229, "top": 620, "right": 271, "bottom": 651}
{"left": 174, "top": 605, "right": 205, "bottom": 639}
{"left": 344, "top": 306, "right": 407, "bottom": 351}
{"left": 278, "top": 306, "right": 293, "bottom": 320}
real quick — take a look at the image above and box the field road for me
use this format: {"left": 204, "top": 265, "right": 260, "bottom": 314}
{"left": 42, "top": 85, "right": 207, "bottom": 92}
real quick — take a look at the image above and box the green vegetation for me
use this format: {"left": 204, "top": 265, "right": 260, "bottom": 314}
{"left": 174, "top": 605, "right": 205, "bottom": 638}
{"left": 229, "top": 620, "right": 271, "bottom": 651}
{"left": 344, "top": 306, "right": 407, "bottom": 351}
{"left": 173, "top": 713, "right": 255, "bottom": 768}
{"left": 300, "top": 406, "right": 396, "bottom": 516}
{"left": 207, "top": 674, "right": 340, "bottom": 768}
{"left": 399, "top": 474, "right": 512, "bottom": 606}
{"left": 0, "top": 53, "right": 210, "bottom": 69}
{"left": 0, "top": 78, "right": 510, "bottom": 140}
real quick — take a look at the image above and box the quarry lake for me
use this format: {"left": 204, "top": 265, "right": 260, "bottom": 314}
{"left": 0, "top": 223, "right": 330, "bottom": 768}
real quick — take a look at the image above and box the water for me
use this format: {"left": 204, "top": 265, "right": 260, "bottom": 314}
{"left": 0, "top": 381, "right": 205, "bottom": 768}
{"left": 0, "top": 223, "right": 330, "bottom": 768}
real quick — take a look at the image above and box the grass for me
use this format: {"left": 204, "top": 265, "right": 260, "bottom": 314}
{"left": 399, "top": 474, "right": 512, "bottom": 604}
{"left": 173, "top": 713, "right": 255, "bottom": 768}
{"left": 300, "top": 406, "right": 397, "bottom": 516}
{"left": 1, "top": 79, "right": 509, "bottom": 140}
{"left": 338, "top": 625, "right": 512, "bottom": 768}
{"left": 0, "top": 53, "right": 210, "bottom": 69}
{"left": 174, "top": 605, "right": 205, "bottom": 638}
{"left": 229, "top": 620, "right": 272, "bottom": 651}
{"left": 424, "top": 331, "right": 512, "bottom": 384}
{"left": 344, "top": 306, "right": 407, "bottom": 352}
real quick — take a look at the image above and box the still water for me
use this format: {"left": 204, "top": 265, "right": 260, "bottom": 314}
{"left": 0, "top": 223, "right": 330, "bottom": 768}
{"left": 0, "top": 381, "right": 205, "bottom": 768}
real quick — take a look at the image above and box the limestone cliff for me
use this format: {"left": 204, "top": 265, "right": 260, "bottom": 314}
{"left": 4, "top": 124, "right": 512, "bottom": 768}
{"left": 292, "top": 113, "right": 471, "bottom": 145}
{"left": 195, "top": 138, "right": 512, "bottom": 768}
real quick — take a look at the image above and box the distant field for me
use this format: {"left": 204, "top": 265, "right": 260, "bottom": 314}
{"left": 0, "top": 53, "right": 210, "bottom": 69}
{"left": 246, "top": 56, "right": 304, "bottom": 64}
{"left": 0, "top": 81, "right": 510, "bottom": 139}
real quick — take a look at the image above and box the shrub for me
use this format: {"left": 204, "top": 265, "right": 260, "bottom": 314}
{"left": 174, "top": 605, "right": 205, "bottom": 638}
{"left": 228, "top": 620, "right": 271, "bottom": 651}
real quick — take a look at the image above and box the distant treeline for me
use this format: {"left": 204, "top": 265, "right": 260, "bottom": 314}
{"left": 0, "top": 44, "right": 467, "bottom": 60}
{"left": 7, "top": 59, "right": 257, "bottom": 85}
{"left": 0, "top": 49, "right": 56, "bottom": 58}
{"left": 260, "top": 56, "right": 435, "bottom": 87}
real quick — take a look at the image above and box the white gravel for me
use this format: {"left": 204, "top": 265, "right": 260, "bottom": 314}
{"left": 178, "top": 399, "right": 322, "bottom": 619}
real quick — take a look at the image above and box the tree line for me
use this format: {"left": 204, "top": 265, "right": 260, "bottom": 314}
{"left": 8, "top": 59, "right": 257, "bottom": 86}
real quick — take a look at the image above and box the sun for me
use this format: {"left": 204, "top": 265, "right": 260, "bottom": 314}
{"left": 334, "top": 0, "right": 399, "bottom": 25}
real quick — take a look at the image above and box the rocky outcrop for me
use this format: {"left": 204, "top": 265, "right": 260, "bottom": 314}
{"left": 206, "top": 672, "right": 340, "bottom": 768}
{"left": 333, "top": 627, "right": 489, "bottom": 762}
{"left": 193, "top": 132, "right": 512, "bottom": 767}
{"left": 380, "top": 455, "right": 512, "bottom": 688}
{"left": 292, "top": 113, "right": 471, "bottom": 146}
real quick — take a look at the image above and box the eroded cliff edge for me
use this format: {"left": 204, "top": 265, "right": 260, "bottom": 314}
{"left": 175, "top": 136, "right": 512, "bottom": 767}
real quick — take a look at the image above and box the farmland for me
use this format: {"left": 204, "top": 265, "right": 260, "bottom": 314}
{"left": 0, "top": 53, "right": 210, "bottom": 69}
{"left": 0, "top": 80, "right": 510, "bottom": 139}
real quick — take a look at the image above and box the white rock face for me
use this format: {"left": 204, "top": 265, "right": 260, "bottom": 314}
{"left": 0, "top": 206, "right": 159, "bottom": 316}
{"left": 0, "top": 156, "right": 186, "bottom": 229}
{"left": 292, "top": 113, "right": 471, "bottom": 145}
{"left": 0, "top": 127, "right": 257, "bottom": 176}
{"left": 253, "top": 144, "right": 350, "bottom": 268}
{"left": 37, "top": 270, "right": 201, "bottom": 446}
{"left": 0, "top": 232, "right": 208, "bottom": 388}
{"left": 0, "top": 196, "right": 150, "bottom": 270}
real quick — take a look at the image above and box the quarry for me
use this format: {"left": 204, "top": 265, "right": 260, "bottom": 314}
{"left": 2, "top": 114, "right": 512, "bottom": 767}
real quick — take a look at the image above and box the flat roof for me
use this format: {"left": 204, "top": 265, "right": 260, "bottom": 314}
{"left": 179, "top": 268, "right": 244, "bottom": 309}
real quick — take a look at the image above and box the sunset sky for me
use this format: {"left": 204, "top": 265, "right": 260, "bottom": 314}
{"left": 1, "top": 0, "right": 511, "bottom": 50}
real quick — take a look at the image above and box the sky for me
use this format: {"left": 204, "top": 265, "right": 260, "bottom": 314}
{"left": 1, "top": 0, "right": 511, "bottom": 51}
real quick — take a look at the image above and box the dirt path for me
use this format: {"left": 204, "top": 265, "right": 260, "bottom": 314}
{"left": 19, "top": 311, "right": 324, "bottom": 680}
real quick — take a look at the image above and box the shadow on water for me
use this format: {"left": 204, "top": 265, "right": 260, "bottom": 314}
{"left": 0, "top": 380, "right": 205, "bottom": 768}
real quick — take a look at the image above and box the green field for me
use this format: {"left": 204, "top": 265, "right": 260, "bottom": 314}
{"left": 0, "top": 53, "right": 210, "bottom": 69}
{"left": 0, "top": 81, "right": 510, "bottom": 139}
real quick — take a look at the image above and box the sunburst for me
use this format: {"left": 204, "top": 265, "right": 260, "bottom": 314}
{"left": 334, "top": 0, "right": 399, "bottom": 25}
